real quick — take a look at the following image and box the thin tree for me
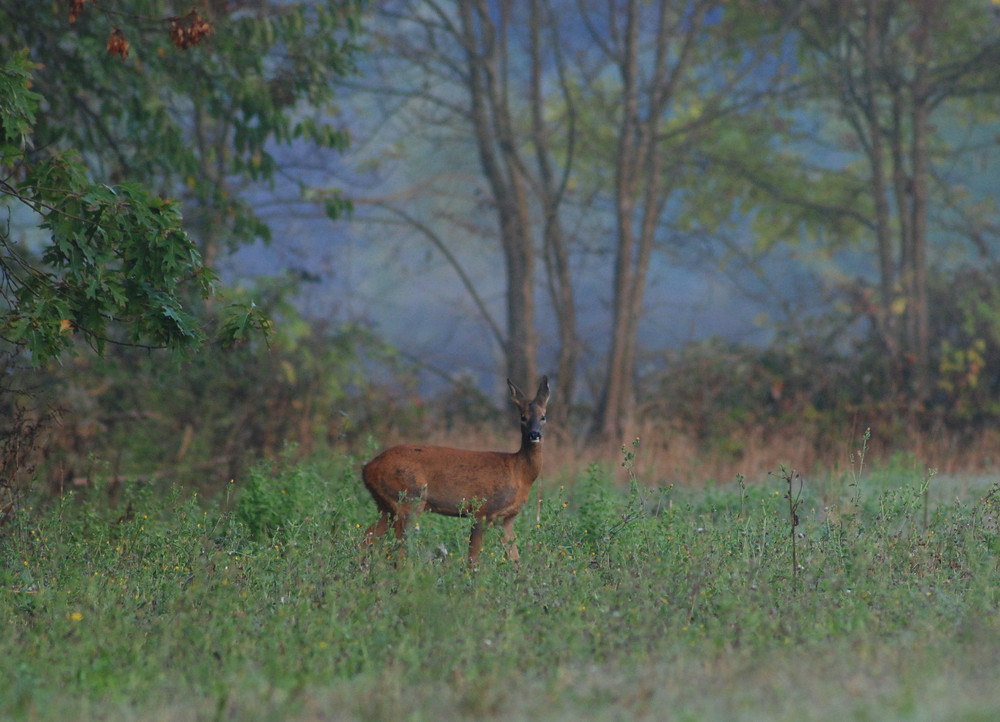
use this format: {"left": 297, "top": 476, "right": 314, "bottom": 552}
{"left": 772, "top": 0, "right": 1000, "bottom": 402}
{"left": 359, "top": 0, "right": 580, "bottom": 409}
{"left": 583, "top": 0, "right": 802, "bottom": 443}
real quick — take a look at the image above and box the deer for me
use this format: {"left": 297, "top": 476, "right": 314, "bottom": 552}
{"left": 360, "top": 376, "right": 550, "bottom": 567}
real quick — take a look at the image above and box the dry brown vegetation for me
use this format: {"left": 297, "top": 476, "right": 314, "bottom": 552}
{"left": 365, "top": 419, "right": 1000, "bottom": 493}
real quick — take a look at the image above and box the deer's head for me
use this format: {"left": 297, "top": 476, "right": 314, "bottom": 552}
{"left": 508, "top": 376, "right": 550, "bottom": 445}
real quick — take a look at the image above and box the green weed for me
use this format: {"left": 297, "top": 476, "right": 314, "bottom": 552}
{"left": 0, "top": 450, "right": 998, "bottom": 720}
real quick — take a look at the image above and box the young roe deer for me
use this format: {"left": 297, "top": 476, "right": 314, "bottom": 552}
{"left": 361, "top": 376, "right": 550, "bottom": 566}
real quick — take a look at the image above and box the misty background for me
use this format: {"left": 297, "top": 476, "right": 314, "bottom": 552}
{"left": 5, "top": 0, "right": 1000, "bottom": 490}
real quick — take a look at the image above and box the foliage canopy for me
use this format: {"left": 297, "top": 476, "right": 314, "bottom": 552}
{"left": 1, "top": 1, "right": 363, "bottom": 364}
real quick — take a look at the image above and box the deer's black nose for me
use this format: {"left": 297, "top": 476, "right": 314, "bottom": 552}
{"left": 528, "top": 430, "right": 542, "bottom": 443}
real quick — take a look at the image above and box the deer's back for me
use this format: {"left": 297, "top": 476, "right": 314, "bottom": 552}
{"left": 363, "top": 444, "right": 532, "bottom": 518}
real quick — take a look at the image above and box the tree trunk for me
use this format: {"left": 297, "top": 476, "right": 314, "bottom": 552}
{"left": 589, "top": 0, "right": 681, "bottom": 445}
{"left": 458, "top": 1, "right": 538, "bottom": 386}
{"left": 804, "top": 0, "right": 942, "bottom": 406}
{"left": 861, "top": 0, "right": 901, "bottom": 395}
{"left": 502, "top": 205, "right": 538, "bottom": 386}
{"left": 531, "top": 0, "right": 578, "bottom": 419}
{"left": 905, "top": 2, "right": 933, "bottom": 401}
{"left": 590, "top": 0, "right": 642, "bottom": 445}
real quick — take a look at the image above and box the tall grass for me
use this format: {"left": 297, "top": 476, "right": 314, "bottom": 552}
{"left": 1, "top": 444, "right": 998, "bottom": 720}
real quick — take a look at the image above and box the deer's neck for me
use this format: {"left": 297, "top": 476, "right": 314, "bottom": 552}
{"left": 516, "top": 438, "right": 543, "bottom": 479}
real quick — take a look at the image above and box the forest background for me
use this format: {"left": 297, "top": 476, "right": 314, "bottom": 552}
{"left": 4, "top": 0, "right": 1000, "bottom": 500}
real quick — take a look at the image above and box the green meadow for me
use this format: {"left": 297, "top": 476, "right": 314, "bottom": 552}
{"left": 3, "top": 443, "right": 999, "bottom": 721}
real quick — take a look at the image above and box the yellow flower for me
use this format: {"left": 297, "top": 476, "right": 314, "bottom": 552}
{"left": 69, "top": 612, "right": 83, "bottom": 622}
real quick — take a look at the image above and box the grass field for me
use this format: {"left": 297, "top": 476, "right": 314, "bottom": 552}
{"left": 2, "top": 441, "right": 999, "bottom": 721}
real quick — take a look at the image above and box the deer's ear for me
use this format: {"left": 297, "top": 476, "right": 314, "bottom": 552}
{"left": 535, "top": 376, "right": 550, "bottom": 405}
{"left": 508, "top": 378, "right": 526, "bottom": 404}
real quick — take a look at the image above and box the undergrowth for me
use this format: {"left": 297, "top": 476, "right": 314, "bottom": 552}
{"left": 1, "top": 443, "right": 998, "bottom": 721}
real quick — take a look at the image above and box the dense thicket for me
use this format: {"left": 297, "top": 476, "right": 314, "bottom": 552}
{"left": 2, "top": 2, "right": 362, "bottom": 494}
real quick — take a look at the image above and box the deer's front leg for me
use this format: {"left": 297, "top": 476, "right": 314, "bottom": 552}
{"left": 501, "top": 516, "right": 521, "bottom": 565}
{"left": 468, "top": 518, "right": 487, "bottom": 567}
{"left": 361, "top": 512, "right": 391, "bottom": 546}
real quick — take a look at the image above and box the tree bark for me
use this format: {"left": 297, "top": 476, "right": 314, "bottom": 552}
{"left": 860, "top": 0, "right": 901, "bottom": 393}
{"left": 530, "top": 0, "right": 578, "bottom": 419}
{"left": 792, "top": 0, "right": 959, "bottom": 406}
{"left": 457, "top": 0, "right": 538, "bottom": 385}
{"left": 589, "top": 0, "right": 700, "bottom": 444}
{"left": 905, "top": 1, "right": 933, "bottom": 401}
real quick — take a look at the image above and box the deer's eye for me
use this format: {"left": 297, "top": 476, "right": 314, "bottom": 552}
{"left": 540, "top": 415, "right": 546, "bottom": 421}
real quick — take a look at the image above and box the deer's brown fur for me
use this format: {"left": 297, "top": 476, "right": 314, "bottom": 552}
{"left": 361, "top": 377, "right": 550, "bottom": 566}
